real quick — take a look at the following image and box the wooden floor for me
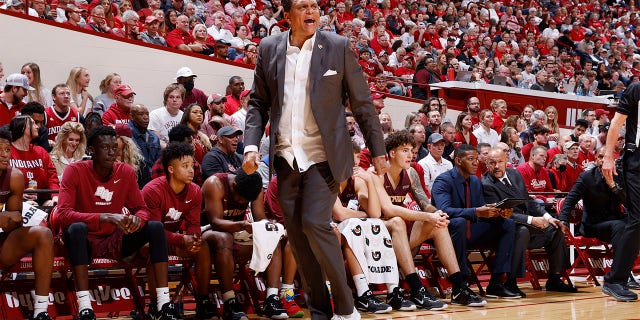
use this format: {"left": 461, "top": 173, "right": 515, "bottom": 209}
{"left": 99, "top": 280, "right": 640, "bottom": 320}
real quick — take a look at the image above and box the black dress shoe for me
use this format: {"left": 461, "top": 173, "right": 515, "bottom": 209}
{"left": 485, "top": 283, "right": 520, "bottom": 299}
{"left": 627, "top": 276, "right": 640, "bottom": 290}
{"left": 545, "top": 278, "right": 578, "bottom": 293}
{"left": 602, "top": 282, "right": 638, "bottom": 302}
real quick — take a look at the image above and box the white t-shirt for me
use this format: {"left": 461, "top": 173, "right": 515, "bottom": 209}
{"left": 473, "top": 126, "right": 500, "bottom": 147}
{"left": 148, "top": 107, "right": 183, "bottom": 143}
{"left": 418, "top": 153, "right": 453, "bottom": 191}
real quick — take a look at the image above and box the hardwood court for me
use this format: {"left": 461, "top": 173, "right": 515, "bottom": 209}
{"left": 102, "top": 281, "right": 640, "bottom": 320}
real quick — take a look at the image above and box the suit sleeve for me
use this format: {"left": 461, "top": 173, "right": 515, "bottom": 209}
{"left": 341, "top": 37, "right": 385, "bottom": 158}
{"left": 432, "top": 175, "right": 478, "bottom": 222}
{"left": 482, "top": 180, "right": 528, "bottom": 224}
{"left": 245, "top": 38, "right": 272, "bottom": 149}
{"left": 559, "top": 172, "right": 587, "bottom": 222}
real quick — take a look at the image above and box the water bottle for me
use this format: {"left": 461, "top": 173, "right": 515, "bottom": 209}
{"left": 576, "top": 83, "right": 584, "bottom": 96}
{"left": 447, "top": 65, "right": 455, "bottom": 81}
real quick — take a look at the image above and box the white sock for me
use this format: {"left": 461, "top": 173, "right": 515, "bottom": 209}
{"left": 280, "top": 283, "right": 295, "bottom": 299}
{"left": 387, "top": 283, "right": 398, "bottom": 292}
{"left": 33, "top": 294, "right": 49, "bottom": 316}
{"left": 77, "top": 290, "right": 92, "bottom": 312}
{"left": 353, "top": 274, "right": 369, "bottom": 297}
{"left": 222, "top": 290, "right": 235, "bottom": 302}
{"left": 266, "top": 287, "right": 279, "bottom": 298}
{"left": 156, "top": 287, "right": 170, "bottom": 310}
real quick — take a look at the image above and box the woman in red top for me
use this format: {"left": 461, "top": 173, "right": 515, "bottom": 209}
{"left": 180, "top": 103, "right": 211, "bottom": 165}
{"left": 454, "top": 112, "right": 477, "bottom": 147}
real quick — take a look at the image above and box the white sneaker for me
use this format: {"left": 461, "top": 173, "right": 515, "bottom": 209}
{"left": 331, "top": 307, "right": 361, "bottom": 320}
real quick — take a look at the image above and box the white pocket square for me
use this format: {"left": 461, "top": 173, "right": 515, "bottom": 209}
{"left": 323, "top": 70, "right": 338, "bottom": 76}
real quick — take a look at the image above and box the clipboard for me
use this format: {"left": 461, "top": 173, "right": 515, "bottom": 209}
{"left": 494, "top": 198, "right": 530, "bottom": 209}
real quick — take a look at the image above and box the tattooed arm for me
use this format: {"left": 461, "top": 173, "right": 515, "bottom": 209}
{"left": 407, "top": 167, "right": 438, "bottom": 213}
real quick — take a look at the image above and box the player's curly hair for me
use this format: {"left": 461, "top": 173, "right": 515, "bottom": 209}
{"left": 234, "top": 168, "right": 262, "bottom": 201}
{"left": 384, "top": 130, "right": 415, "bottom": 154}
{"left": 161, "top": 142, "right": 195, "bottom": 177}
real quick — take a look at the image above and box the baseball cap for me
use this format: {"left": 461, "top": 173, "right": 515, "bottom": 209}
{"left": 207, "top": 93, "right": 227, "bottom": 105}
{"left": 115, "top": 123, "right": 132, "bottom": 138}
{"left": 145, "top": 15, "right": 159, "bottom": 24}
{"left": 564, "top": 141, "right": 579, "bottom": 150}
{"left": 427, "top": 133, "right": 445, "bottom": 144}
{"left": 5, "top": 0, "right": 25, "bottom": 7}
{"left": 240, "top": 89, "right": 251, "bottom": 99}
{"left": 595, "top": 108, "right": 610, "bottom": 118}
{"left": 5, "top": 74, "right": 35, "bottom": 91}
{"left": 378, "top": 51, "right": 389, "bottom": 57}
{"left": 217, "top": 126, "right": 242, "bottom": 137}
{"left": 244, "top": 4, "right": 255, "bottom": 10}
{"left": 176, "top": 67, "right": 197, "bottom": 80}
{"left": 371, "top": 92, "right": 386, "bottom": 100}
{"left": 114, "top": 84, "right": 135, "bottom": 96}
{"left": 216, "top": 39, "right": 231, "bottom": 46}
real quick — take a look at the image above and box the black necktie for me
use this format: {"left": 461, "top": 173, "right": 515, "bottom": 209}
{"left": 502, "top": 178, "right": 512, "bottom": 187}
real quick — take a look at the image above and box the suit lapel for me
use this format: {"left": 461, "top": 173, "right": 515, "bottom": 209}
{"left": 309, "top": 31, "right": 326, "bottom": 109}
{"left": 452, "top": 170, "right": 466, "bottom": 206}
{"left": 276, "top": 32, "right": 287, "bottom": 109}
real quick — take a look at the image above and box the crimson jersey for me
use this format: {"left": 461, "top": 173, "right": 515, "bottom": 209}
{"left": 102, "top": 104, "right": 131, "bottom": 126}
{"left": 383, "top": 169, "right": 411, "bottom": 206}
{"left": 45, "top": 106, "right": 79, "bottom": 141}
{"left": 142, "top": 176, "right": 202, "bottom": 246}
{"left": 56, "top": 161, "right": 150, "bottom": 237}
{"left": 0, "top": 166, "right": 13, "bottom": 204}
{"left": 10, "top": 145, "right": 59, "bottom": 191}
{"left": 338, "top": 177, "right": 356, "bottom": 207}
{"left": 516, "top": 163, "right": 553, "bottom": 200}
{"left": 215, "top": 173, "right": 247, "bottom": 221}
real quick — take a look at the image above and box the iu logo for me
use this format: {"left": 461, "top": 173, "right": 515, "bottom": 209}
{"left": 351, "top": 225, "right": 362, "bottom": 236}
{"left": 371, "top": 224, "right": 381, "bottom": 235}
{"left": 372, "top": 251, "right": 381, "bottom": 261}
{"left": 265, "top": 222, "right": 279, "bottom": 231}
{"left": 383, "top": 237, "right": 393, "bottom": 248}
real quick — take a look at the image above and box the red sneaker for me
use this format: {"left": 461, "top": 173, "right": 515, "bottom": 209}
{"left": 281, "top": 294, "right": 304, "bottom": 318}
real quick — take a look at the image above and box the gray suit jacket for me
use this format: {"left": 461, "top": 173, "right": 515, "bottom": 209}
{"left": 244, "top": 30, "right": 385, "bottom": 182}
{"left": 481, "top": 168, "right": 547, "bottom": 224}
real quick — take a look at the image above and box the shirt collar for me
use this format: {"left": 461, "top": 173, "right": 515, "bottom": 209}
{"left": 286, "top": 31, "right": 317, "bottom": 52}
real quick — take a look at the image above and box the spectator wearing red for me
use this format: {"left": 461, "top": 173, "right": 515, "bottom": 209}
{"left": 103, "top": 84, "right": 136, "bottom": 126}
{"left": 224, "top": 76, "right": 244, "bottom": 116}
{"left": 563, "top": 140, "right": 583, "bottom": 188}
{"left": 490, "top": 98, "right": 508, "bottom": 133}
{"left": 174, "top": 67, "right": 208, "bottom": 111}
{"left": 522, "top": 126, "right": 550, "bottom": 161}
{"left": 548, "top": 154, "right": 570, "bottom": 192}
{"left": 0, "top": 74, "right": 31, "bottom": 126}
{"left": 166, "top": 14, "right": 203, "bottom": 52}
{"left": 546, "top": 135, "right": 570, "bottom": 167}
{"left": 63, "top": 4, "right": 84, "bottom": 28}
{"left": 577, "top": 133, "right": 596, "bottom": 170}
{"left": 45, "top": 84, "right": 79, "bottom": 142}
{"left": 516, "top": 145, "right": 554, "bottom": 202}
{"left": 394, "top": 55, "right": 415, "bottom": 80}
{"left": 112, "top": 10, "right": 142, "bottom": 40}
{"left": 357, "top": 50, "right": 383, "bottom": 79}
{"left": 85, "top": 5, "right": 116, "bottom": 34}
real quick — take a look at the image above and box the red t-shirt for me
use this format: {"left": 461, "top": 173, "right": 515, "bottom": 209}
{"left": 577, "top": 148, "right": 596, "bottom": 169}
{"left": 491, "top": 112, "right": 505, "bottom": 133}
{"left": 166, "top": 28, "right": 196, "bottom": 49}
{"left": 102, "top": 104, "right": 131, "bottom": 126}
{"left": 56, "top": 161, "right": 150, "bottom": 237}
{"left": 224, "top": 95, "right": 241, "bottom": 116}
{"left": 142, "top": 176, "right": 202, "bottom": 246}
{"left": 516, "top": 163, "right": 553, "bottom": 200}
{"left": 45, "top": 106, "right": 80, "bottom": 141}
{"left": 10, "top": 145, "right": 60, "bottom": 192}
{"left": 565, "top": 161, "right": 583, "bottom": 187}
{"left": 0, "top": 96, "right": 25, "bottom": 127}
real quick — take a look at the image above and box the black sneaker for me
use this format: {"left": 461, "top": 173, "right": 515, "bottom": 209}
{"left": 222, "top": 298, "right": 248, "bottom": 320}
{"left": 196, "top": 298, "right": 217, "bottom": 319}
{"left": 30, "top": 312, "right": 51, "bottom": 320}
{"left": 146, "top": 302, "right": 158, "bottom": 320}
{"left": 451, "top": 285, "right": 487, "bottom": 307}
{"left": 409, "top": 287, "right": 448, "bottom": 310}
{"left": 505, "top": 282, "right": 527, "bottom": 298}
{"left": 386, "top": 287, "right": 416, "bottom": 311}
{"left": 485, "top": 283, "right": 520, "bottom": 299}
{"left": 78, "top": 308, "right": 96, "bottom": 320}
{"left": 627, "top": 275, "right": 640, "bottom": 290}
{"left": 354, "top": 290, "right": 392, "bottom": 314}
{"left": 262, "top": 294, "right": 289, "bottom": 319}
{"left": 157, "top": 302, "right": 182, "bottom": 320}
{"left": 602, "top": 282, "right": 638, "bottom": 302}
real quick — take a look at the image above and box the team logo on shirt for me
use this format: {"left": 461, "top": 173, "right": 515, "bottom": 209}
{"left": 371, "top": 224, "right": 381, "bottom": 235}
{"left": 166, "top": 208, "right": 182, "bottom": 221}
{"left": 383, "top": 237, "right": 393, "bottom": 248}
{"left": 372, "top": 251, "right": 381, "bottom": 261}
{"left": 531, "top": 179, "right": 547, "bottom": 189}
{"left": 351, "top": 225, "right": 362, "bottom": 236}
{"left": 95, "top": 186, "right": 113, "bottom": 204}
{"left": 265, "top": 222, "right": 279, "bottom": 231}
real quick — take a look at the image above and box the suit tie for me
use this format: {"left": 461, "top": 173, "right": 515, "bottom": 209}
{"left": 501, "top": 177, "right": 512, "bottom": 187}
{"left": 465, "top": 179, "right": 471, "bottom": 239}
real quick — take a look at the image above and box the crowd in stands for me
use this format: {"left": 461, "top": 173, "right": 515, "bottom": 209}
{"left": 3, "top": 0, "right": 640, "bottom": 98}
{"left": 3, "top": 0, "right": 640, "bottom": 318}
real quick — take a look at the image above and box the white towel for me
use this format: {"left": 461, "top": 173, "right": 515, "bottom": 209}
{"left": 250, "top": 220, "right": 286, "bottom": 272}
{"left": 0, "top": 202, "right": 48, "bottom": 233}
{"left": 338, "top": 218, "right": 399, "bottom": 284}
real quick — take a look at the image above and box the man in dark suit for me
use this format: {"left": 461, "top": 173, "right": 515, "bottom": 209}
{"left": 560, "top": 147, "right": 640, "bottom": 291}
{"left": 482, "top": 148, "right": 576, "bottom": 298}
{"left": 432, "top": 144, "right": 518, "bottom": 299}
{"left": 241, "top": 0, "right": 387, "bottom": 318}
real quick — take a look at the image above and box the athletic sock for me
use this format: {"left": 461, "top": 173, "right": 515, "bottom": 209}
{"left": 77, "top": 290, "right": 92, "bottom": 312}
{"left": 386, "top": 283, "right": 398, "bottom": 292}
{"left": 156, "top": 287, "right": 170, "bottom": 310}
{"left": 266, "top": 287, "right": 279, "bottom": 298}
{"left": 448, "top": 272, "right": 464, "bottom": 291}
{"left": 33, "top": 294, "right": 49, "bottom": 316}
{"left": 353, "top": 274, "right": 369, "bottom": 297}
{"left": 280, "top": 284, "right": 295, "bottom": 300}
{"left": 405, "top": 272, "right": 423, "bottom": 294}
